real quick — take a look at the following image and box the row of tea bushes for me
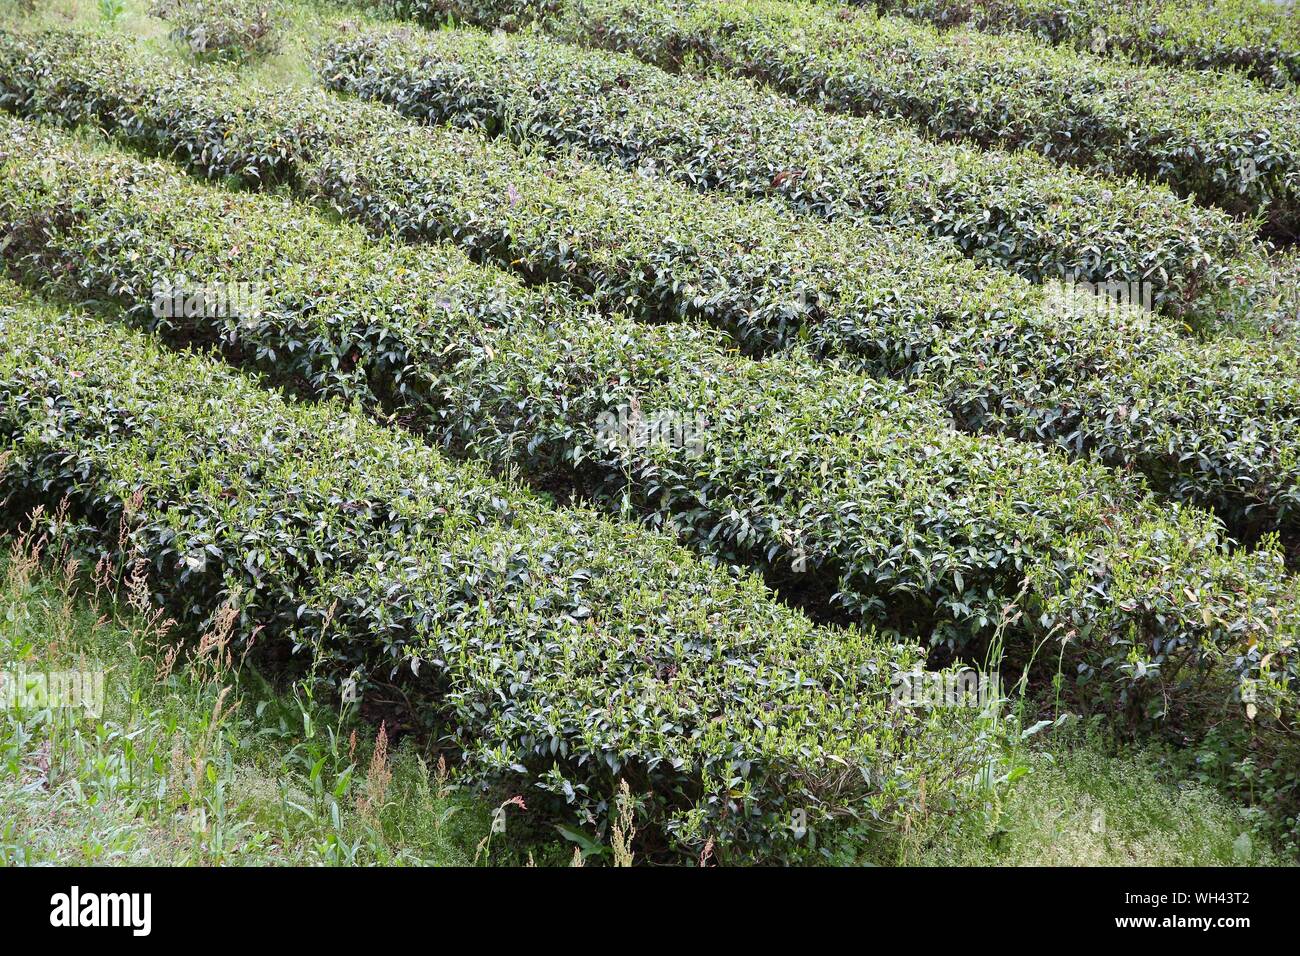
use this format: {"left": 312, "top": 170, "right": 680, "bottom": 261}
{"left": 311, "top": 118, "right": 1300, "bottom": 540}
{"left": 0, "top": 281, "right": 1003, "bottom": 860}
{"left": 3, "top": 120, "right": 1296, "bottom": 760}
{"left": 314, "top": 22, "right": 1279, "bottom": 328}
{"left": 447, "top": 0, "right": 1300, "bottom": 233}
{"left": 383, "top": 0, "right": 1300, "bottom": 234}
{"left": 861, "top": 0, "right": 1300, "bottom": 89}
{"left": 2, "top": 30, "right": 1296, "bottom": 536}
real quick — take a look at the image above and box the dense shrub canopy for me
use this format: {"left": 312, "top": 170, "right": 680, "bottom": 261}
{"left": 314, "top": 19, "right": 1283, "bottom": 329}
{"left": 1, "top": 29, "right": 1297, "bottom": 536}
{"left": 862, "top": 0, "right": 1300, "bottom": 89}
{"left": 0, "top": 281, "right": 1008, "bottom": 859}
{"left": 463, "top": 0, "right": 1300, "bottom": 233}
{"left": 150, "top": 0, "right": 285, "bottom": 63}
{"left": 2, "top": 119, "right": 1296, "bottom": 767}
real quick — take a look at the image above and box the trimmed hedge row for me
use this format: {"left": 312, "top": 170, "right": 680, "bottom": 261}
{"left": 312, "top": 122, "right": 1300, "bottom": 539}
{"left": 401, "top": 0, "right": 1300, "bottom": 234}
{"left": 315, "top": 21, "right": 1279, "bottom": 328}
{"left": 862, "top": 0, "right": 1300, "bottom": 89}
{"left": 2, "top": 32, "right": 1297, "bottom": 537}
{"left": 0, "top": 281, "right": 1002, "bottom": 860}
{"left": 4, "top": 30, "right": 1298, "bottom": 538}
{"left": 3, "top": 118, "right": 1297, "bottom": 756}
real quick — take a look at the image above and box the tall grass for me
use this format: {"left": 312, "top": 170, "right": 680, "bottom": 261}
{"left": 897, "top": 721, "right": 1289, "bottom": 867}
{"left": 0, "top": 501, "right": 540, "bottom": 865}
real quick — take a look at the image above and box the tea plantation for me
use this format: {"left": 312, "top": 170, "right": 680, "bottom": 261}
{"left": 0, "top": 0, "right": 1296, "bottom": 866}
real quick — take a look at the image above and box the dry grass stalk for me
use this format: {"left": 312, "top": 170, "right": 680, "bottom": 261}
{"left": 611, "top": 779, "right": 637, "bottom": 867}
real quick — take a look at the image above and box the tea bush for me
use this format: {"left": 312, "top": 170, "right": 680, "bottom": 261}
{"left": 862, "top": 0, "right": 1300, "bottom": 89}
{"left": 315, "top": 20, "right": 1279, "bottom": 327}
{"left": 150, "top": 0, "right": 284, "bottom": 62}
{"left": 2, "top": 30, "right": 1297, "bottom": 536}
{"left": 2, "top": 119, "right": 1297, "bottom": 771}
{"left": 0, "top": 283, "right": 1006, "bottom": 861}
{"left": 460, "top": 0, "right": 1300, "bottom": 232}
